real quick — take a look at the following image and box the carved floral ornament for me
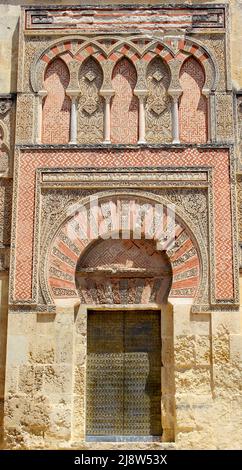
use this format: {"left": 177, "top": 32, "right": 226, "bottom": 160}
{"left": 149, "top": 72, "right": 168, "bottom": 116}
{"left": 81, "top": 69, "right": 99, "bottom": 115}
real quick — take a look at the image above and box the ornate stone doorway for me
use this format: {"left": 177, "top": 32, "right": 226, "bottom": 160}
{"left": 75, "top": 238, "right": 172, "bottom": 441}
{"left": 86, "top": 309, "right": 162, "bottom": 441}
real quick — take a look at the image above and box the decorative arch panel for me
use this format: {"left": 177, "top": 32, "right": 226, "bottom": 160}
{"left": 179, "top": 57, "right": 208, "bottom": 144}
{"left": 111, "top": 58, "right": 138, "bottom": 144}
{"left": 42, "top": 58, "right": 71, "bottom": 144}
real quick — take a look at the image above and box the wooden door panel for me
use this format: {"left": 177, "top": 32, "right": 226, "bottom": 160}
{"left": 86, "top": 310, "right": 161, "bottom": 438}
{"left": 124, "top": 311, "right": 161, "bottom": 436}
{"left": 86, "top": 311, "right": 124, "bottom": 435}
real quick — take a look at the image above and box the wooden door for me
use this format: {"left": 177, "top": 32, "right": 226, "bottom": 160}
{"left": 86, "top": 310, "right": 161, "bottom": 439}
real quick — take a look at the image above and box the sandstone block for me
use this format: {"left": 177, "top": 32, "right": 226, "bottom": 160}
{"left": 43, "top": 364, "right": 72, "bottom": 396}
{"left": 174, "top": 335, "right": 195, "bottom": 368}
{"left": 175, "top": 367, "right": 211, "bottom": 394}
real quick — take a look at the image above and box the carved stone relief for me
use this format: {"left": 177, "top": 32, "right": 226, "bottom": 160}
{"left": 0, "top": 179, "right": 12, "bottom": 247}
{"left": 0, "top": 96, "right": 15, "bottom": 175}
{"left": 0, "top": 99, "right": 12, "bottom": 116}
{"left": 145, "top": 57, "right": 172, "bottom": 143}
{"left": 0, "top": 143, "right": 9, "bottom": 175}
{"left": 23, "top": 32, "right": 222, "bottom": 147}
{"left": 216, "top": 93, "right": 234, "bottom": 142}
{"left": 179, "top": 57, "right": 208, "bottom": 143}
{"left": 3, "top": 4, "right": 242, "bottom": 453}
{"left": 24, "top": 37, "right": 51, "bottom": 93}
{"left": 76, "top": 238, "right": 172, "bottom": 304}
{"left": 151, "top": 189, "right": 208, "bottom": 238}
{"left": 0, "top": 126, "right": 9, "bottom": 175}
{"left": 25, "top": 7, "right": 226, "bottom": 32}
{"left": 40, "top": 189, "right": 96, "bottom": 249}
{"left": 237, "top": 95, "right": 242, "bottom": 163}
{"left": 15, "top": 93, "right": 34, "bottom": 144}
{"left": 237, "top": 176, "right": 242, "bottom": 242}
{"left": 200, "top": 36, "right": 226, "bottom": 91}
{"left": 78, "top": 58, "right": 104, "bottom": 144}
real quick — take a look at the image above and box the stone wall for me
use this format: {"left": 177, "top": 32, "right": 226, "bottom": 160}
{"left": 4, "top": 304, "right": 242, "bottom": 449}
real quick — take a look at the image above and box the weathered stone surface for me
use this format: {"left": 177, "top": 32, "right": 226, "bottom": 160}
{"left": 174, "top": 335, "right": 195, "bottom": 368}
{"left": 212, "top": 326, "right": 230, "bottom": 364}
{"left": 43, "top": 365, "right": 72, "bottom": 396}
{"left": 7, "top": 335, "right": 28, "bottom": 366}
{"left": 55, "top": 332, "right": 73, "bottom": 364}
{"left": 18, "top": 365, "right": 35, "bottom": 394}
{"left": 46, "top": 404, "right": 71, "bottom": 440}
{"left": 175, "top": 367, "right": 211, "bottom": 394}
{"left": 74, "top": 335, "right": 86, "bottom": 367}
{"left": 195, "top": 335, "right": 211, "bottom": 366}
{"left": 4, "top": 392, "right": 51, "bottom": 447}
{"left": 213, "top": 364, "right": 242, "bottom": 393}
{"left": 29, "top": 336, "right": 55, "bottom": 364}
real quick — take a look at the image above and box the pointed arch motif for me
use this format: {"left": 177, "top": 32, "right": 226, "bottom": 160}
{"left": 42, "top": 58, "right": 71, "bottom": 144}
{"left": 30, "top": 35, "right": 218, "bottom": 95}
{"left": 179, "top": 57, "right": 208, "bottom": 143}
{"left": 111, "top": 58, "right": 138, "bottom": 144}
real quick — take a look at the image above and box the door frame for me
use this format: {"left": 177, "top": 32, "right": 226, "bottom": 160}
{"left": 72, "top": 303, "right": 175, "bottom": 444}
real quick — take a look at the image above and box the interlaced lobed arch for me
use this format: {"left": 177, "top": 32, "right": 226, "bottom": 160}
{"left": 30, "top": 35, "right": 218, "bottom": 95}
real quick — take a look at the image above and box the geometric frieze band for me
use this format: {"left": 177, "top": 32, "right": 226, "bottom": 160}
{"left": 25, "top": 6, "right": 225, "bottom": 32}
{"left": 41, "top": 170, "right": 208, "bottom": 186}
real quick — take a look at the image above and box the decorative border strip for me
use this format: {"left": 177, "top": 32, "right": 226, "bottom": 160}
{"left": 25, "top": 6, "right": 225, "bottom": 32}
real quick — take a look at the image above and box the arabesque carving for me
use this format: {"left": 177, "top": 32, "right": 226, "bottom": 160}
{"left": 146, "top": 57, "right": 172, "bottom": 143}
{"left": 78, "top": 58, "right": 104, "bottom": 144}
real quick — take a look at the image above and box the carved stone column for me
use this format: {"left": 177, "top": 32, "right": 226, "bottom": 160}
{"left": 36, "top": 90, "right": 47, "bottom": 144}
{"left": 66, "top": 90, "right": 80, "bottom": 144}
{"left": 169, "top": 91, "right": 182, "bottom": 144}
{"left": 100, "top": 89, "right": 114, "bottom": 144}
{"left": 134, "top": 89, "right": 148, "bottom": 144}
